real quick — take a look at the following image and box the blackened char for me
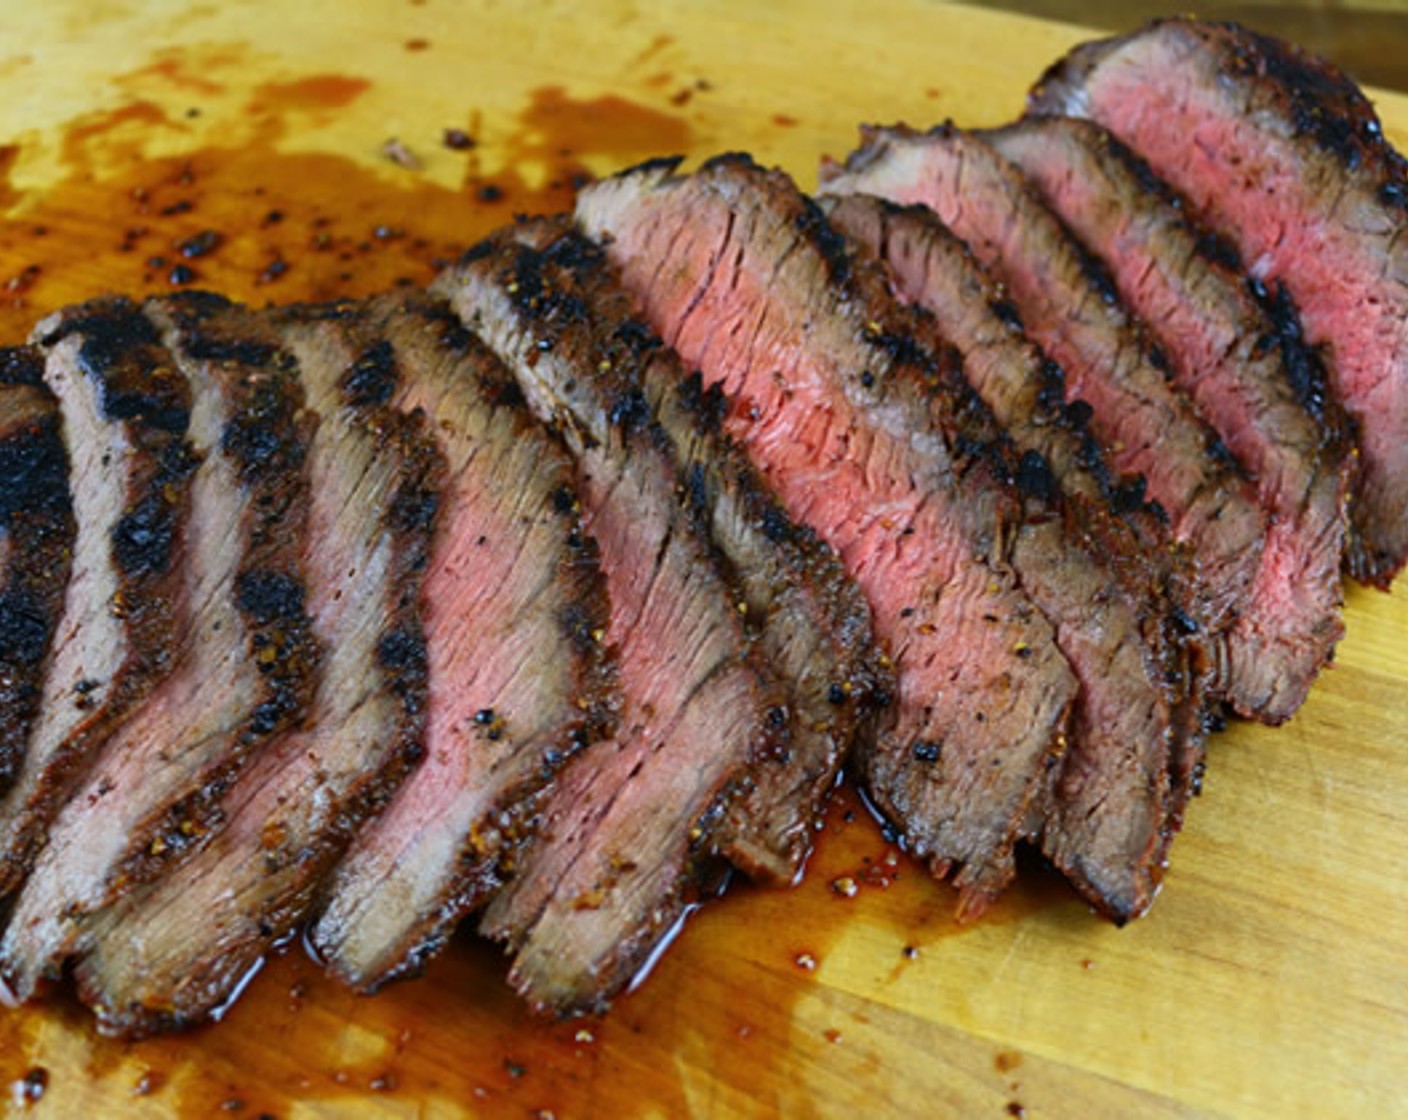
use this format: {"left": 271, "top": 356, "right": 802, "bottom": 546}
{"left": 309, "top": 292, "right": 614, "bottom": 992}
{"left": 0, "top": 301, "right": 196, "bottom": 905}
{"left": 989, "top": 114, "right": 1353, "bottom": 722}
{"left": 577, "top": 154, "right": 1078, "bottom": 914}
{"left": 445, "top": 218, "right": 889, "bottom": 886}
{"left": 0, "top": 294, "right": 318, "bottom": 1004}
{"left": 820, "top": 125, "right": 1274, "bottom": 719}
{"left": 825, "top": 193, "right": 1200, "bottom": 921}
{"left": 1029, "top": 17, "right": 1408, "bottom": 587}
{"left": 0, "top": 355, "right": 74, "bottom": 799}
{"left": 74, "top": 300, "right": 443, "bottom": 1038}
{"left": 443, "top": 224, "right": 793, "bottom": 1013}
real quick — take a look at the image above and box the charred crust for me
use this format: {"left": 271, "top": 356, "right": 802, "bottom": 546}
{"left": 1225, "top": 22, "right": 1379, "bottom": 170}
{"left": 56, "top": 302, "right": 191, "bottom": 436}
{"left": 674, "top": 371, "right": 729, "bottom": 433}
{"left": 0, "top": 348, "right": 43, "bottom": 387}
{"left": 0, "top": 589, "right": 50, "bottom": 666}
{"left": 377, "top": 626, "right": 428, "bottom": 677}
{"left": 0, "top": 417, "right": 70, "bottom": 523}
{"left": 235, "top": 570, "right": 306, "bottom": 625}
{"left": 343, "top": 339, "right": 401, "bottom": 408}
{"left": 794, "top": 196, "right": 853, "bottom": 287}
{"left": 1252, "top": 278, "right": 1336, "bottom": 424}
{"left": 1194, "top": 229, "right": 1244, "bottom": 272}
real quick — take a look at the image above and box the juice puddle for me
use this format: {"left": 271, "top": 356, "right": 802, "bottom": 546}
{"left": 0, "top": 48, "right": 1078, "bottom": 1118}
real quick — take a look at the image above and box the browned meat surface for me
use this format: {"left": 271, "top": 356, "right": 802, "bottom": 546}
{"left": 1030, "top": 18, "right": 1408, "bottom": 587}
{"left": 577, "top": 155, "right": 1077, "bottom": 915}
{"left": 0, "top": 301, "right": 197, "bottom": 904}
{"left": 0, "top": 295, "right": 318, "bottom": 1004}
{"left": 820, "top": 125, "right": 1278, "bottom": 719}
{"left": 0, "top": 352, "right": 74, "bottom": 799}
{"left": 989, "top": 115, "right": 1353, "bottom": 722}
{"left": 73, "top": 300, "right": 443, "bottom": 1037}
{"left": 448, "top": 218, "right": 889, "bottom": 886}
{"left": 309, "top": 294, "right": 614, "bottom": 992}
{"left": 441, "top": 226, "right": 788, "bottom": 1014}
{"left": 826, "top": 193, "right": 1201, "bottom": 921}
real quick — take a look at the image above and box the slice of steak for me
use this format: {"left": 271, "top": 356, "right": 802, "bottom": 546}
{"left": 989, "top": 115, "right": 1354, "bottom": 722}
{"left": 0, "top": 352, "right": 74, "bottom": 798}
{"left": 1029, "top": 18, "right": 1408, "bottom": 587}
{"left": 308, "top": 293, "right": 613, "bottom": 992}
{"left": 577, "top": 155, "right": 1078, "bottom": 914}
{"left": 825, "top": 193, "right": 1200, "bottom": 921}
{"left": 821, "top": 126, "right": 1274, "bottom": 718}
{"left": 73, "top": 302, "right": 443, "bottom": 1038}
{"left": 0, "top": 294, "right": 318, "bottom": 1004}
{"left": 445, "top": 218, "right": 889, "bottom": 885}
{"left": 0, "top": 301, "right": 196, "bottom": 901}
{"left": 443, "top": 226, "right": 791, "bottom": 1014}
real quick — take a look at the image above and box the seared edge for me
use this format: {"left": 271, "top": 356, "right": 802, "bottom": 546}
{"left": 820, "top": 124, "right": 1270, "bottom": 711}
{"left": 462, "top": 217, "right": 891, "bottom": 884}
{"left": 826, "top": 193, "right": 1198, "bottom": 920}
{"left": 308, "top": 292, "right": 614, "bottom": 991}
{"left": 577, "top": 153, "right": 1077, "bottom": 913}
{"left": 988, "top": 115, "right": 1353, "bottom": 721}
{"left": 74, "top": 303, "right": 441, "bottom": 1038}
{"left": 0, "top": 351, "right": 75, "bottom": 797}
{"left": 0, "top": 300, "right": 196, "bottom": 902}
{"left": 0, "top": 294, "right": 317, "bottom": 1002}
{"left": 442, "top": 224, "right": 788, "bottom": 1013}
{"left": 1029, "top": 18, "right": 1408, "bottom": 585}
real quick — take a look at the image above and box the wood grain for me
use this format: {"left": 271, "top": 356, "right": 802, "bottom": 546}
{"left": 0, "top": 2, "right": 1404, "bottom": 1117}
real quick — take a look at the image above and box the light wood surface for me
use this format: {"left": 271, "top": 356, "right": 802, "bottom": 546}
{"left": 0, "top": 2, "right": 1405, "bottom": 1117}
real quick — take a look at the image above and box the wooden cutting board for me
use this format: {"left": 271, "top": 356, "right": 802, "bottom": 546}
{"left": 1, "top": 2, "right": 1405, "bottom": 1116}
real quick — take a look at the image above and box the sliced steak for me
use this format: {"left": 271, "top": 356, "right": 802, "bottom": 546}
{"left": 825, "top": 193, "right": 1199, "bottom": 920}
{"left": 821, "top": 126, "right": 1274, "bottom": 718}
{"left": 443, "top": 225, "right": 790, "bottom": 1013}
{"left": 309, "top": 293, "right": 614, "bottom": 992}
{"left": 0, "top": 301, "right": 196, "bottom": 901}
{"left": 0, "top": 352, "right": 74, "bottom": 798}
{"left": 577, "top": 155, "right": 1078, "bottom": 914}
{"left": 444, "top": 218, "right": 889, "bottom": 885}
{"left": 989, "top": 115, "right": 1354, "bottom": 721}
{"left": 74, "top": 301, "right": 443, "bottom": 1038}
{"left": 0, "top": 295, "right": 318, "bottom": 1004}
{"left": 1029, "top": 18, "right": 1408, "bottom": 587}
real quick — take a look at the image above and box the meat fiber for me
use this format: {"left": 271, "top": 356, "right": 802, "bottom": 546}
{"left": 577, "top": 154, "right": 1077, "bottom": 914}
{"left": 309, "top": 293, "right": 614, "bottom": 992}
{"left": 73, "top": 298, "right": 443, "bottom": 1037}
{"left": 825, "top": 193, "right": 1201, "bottom": 920}
{"left": 445, "top": 217, "right": 889, "bottom": 885}
{"left": 440, "top": 226, "right": 790, "bottom": 1014}
{"left": 1029, "top": 17, "right": 1408, "bottom": 587}
{"left": 0, "top": 353, "right": 74, "bottom": 799}
{"left": 0, "top": 295, "right": 319, "bottom": 1004}
{"left": 0, "top": 301, "right": 197, "bottom": 901}
{"left": 989, "top": 115, "right": 1353, "bottom": 721}
{"left": 820, "top": 125, "right": 1277, "bottom": 719}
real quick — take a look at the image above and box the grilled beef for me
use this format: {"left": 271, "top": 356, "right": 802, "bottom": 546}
{"left": 445, "top": 218, "right": 889, "bottom": 885}
{"left": 990, "top": 116, "right": 1354, "bottom": 721}
{"left": 820, "top": 125, "right": 1279, "bottom": 718}
{"left": 0, "top": 353, "right": 74, "bottom": 799}
{"left": 74, "top": 301, "right": 443, "bottom": 1037}
{"left": 0, "top": 296, "right": 318, "bottom": 1004}
{"left": 442, "top": 224, "right": 791, "bottom": 1013}
{"left": 577, "top": 154, "right": 1078, "bottom": 914}
{"left": 0, "top": 301, "right": 196, "bottom": 901}
{"left": 309, "top": 293, "right": 614, "bottom": 992}
{"left": 1029, "top": 18, "right": 1408, "bottom": 588}
{"left": 825, "top": 193, "right": 1200, "bottom": 920}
